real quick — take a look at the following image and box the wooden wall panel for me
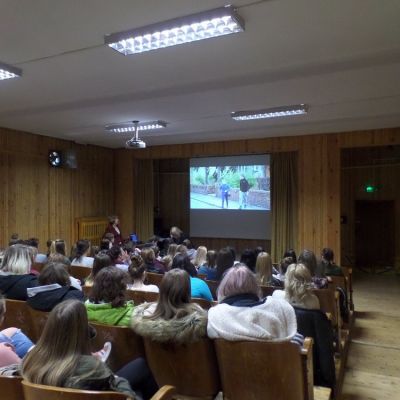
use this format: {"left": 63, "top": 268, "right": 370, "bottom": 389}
{"left": 0, "top": 127, "right": 114, "bottom": 253}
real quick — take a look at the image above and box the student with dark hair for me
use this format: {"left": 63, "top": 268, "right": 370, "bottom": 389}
{"left": 319, "top": 248, "right": 343, "bottom": 276}
{"left": 127, "top": 255, "right": 159, "bottom": 293}
{"left": 27, "top": 263, "right": 84, "bottom": 312}
{"left": 71, "top": 240, "right": 93, "bottom": 267}
{"left": 284, "top": 248, "right": 297, "bottom": 264}
{"left": 216, "top": 247, "right": 235, "bottom": 280}
{"left": 131, "top": 269, "right": 207, "bottom": 344}
{"left": 240, "top": 248, "right": 257, "bottom": 272}
{"left": 298, "top": 249, "right": 328, "bottom": 289}
{"left": 84, "top": 253, "right": 112, "bottom": 287}
{"left": 86, "top": 267, "right": 134, "bottom": 327}
{"left": 171, "top": 253, "right": 212, "bottom": 301}
{"left": 141, "top": 247, "right": 165, "bottom": 274}
{"left": 22, "top": 300, "right": 158, "bottom": 399}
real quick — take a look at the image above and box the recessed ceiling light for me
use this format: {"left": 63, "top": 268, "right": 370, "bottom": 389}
{"left": 105, "top": 120, "right": 167, "bottom": 133}
{"left": 0, "top": 61, "right": 22, "bottom": 81}
{"left": 231, "top": 104, "right": 309, "bottom": 121}
{"left": 105, "top": 5, "right": 244, "bottom": 55}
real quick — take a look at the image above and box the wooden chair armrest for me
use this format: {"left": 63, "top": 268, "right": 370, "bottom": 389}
{"left": 301, "top": 337, "right": 314, "bottom": 400}
{"left": 150, "top": 385, "right": 176, "bottom": 400}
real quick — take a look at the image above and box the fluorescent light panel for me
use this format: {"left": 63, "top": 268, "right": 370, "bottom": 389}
{"left": 0, "top": 62, "right": 22, "bottom": 81}
{"left": 105, "top": 5, "right": 244, "bottom": 55}
{"left": 232, "top": 104, "right": 309, "bottom": 121}
{"left": 106, "top": 120, "right": 167, "bottom": 133}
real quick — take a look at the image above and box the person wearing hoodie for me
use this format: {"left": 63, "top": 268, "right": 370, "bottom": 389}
{"left": 0, "top": 244, "right": 38, "bottom": 300}
{"left": 131, "top": 269, "right": 207, "bottom": 344}
{"left": 85, "top": 267, "right": 134, "bottom": 327}
{"left": 27, "top": 263, "right": 84, "bottom": 312}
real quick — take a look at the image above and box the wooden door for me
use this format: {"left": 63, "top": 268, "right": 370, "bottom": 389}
{"left": 355, "top": 200, "right": 395, "bottom": 269}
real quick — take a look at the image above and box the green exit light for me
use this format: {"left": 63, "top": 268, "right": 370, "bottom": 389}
{"left": 365, "top": 184, "right": 377, "bottom": 193}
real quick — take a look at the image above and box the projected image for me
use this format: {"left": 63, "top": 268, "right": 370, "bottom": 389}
{"left": 190, "top": 165, "right": 270, "bottom": 210}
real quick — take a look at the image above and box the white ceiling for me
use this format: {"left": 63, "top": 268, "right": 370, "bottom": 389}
{"left": 0, "top": 0, "right": 399, "bottom": 148}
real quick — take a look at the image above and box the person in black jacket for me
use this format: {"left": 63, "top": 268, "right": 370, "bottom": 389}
{"left": 294, "top": 306, "right": 336, "bottom": 390}
{"left": 27, "top": 263, "right": 84, "bottom": 312}
{"left": 239, "top": 175, "right": 251, "bottom": 209}
{"left": 0, "top": 244, "right": 38, "bottom": 300}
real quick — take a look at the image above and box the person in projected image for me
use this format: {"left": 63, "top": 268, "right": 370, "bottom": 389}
{"left": 220, "top": 179, "right": 230, "bottom": 209}
{"left": 239, "top": 174, "right": 251, "bottom": 209}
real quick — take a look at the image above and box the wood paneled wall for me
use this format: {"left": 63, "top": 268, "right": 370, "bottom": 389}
{"left": 0, "top": 127, "right": 114, "bottom": 253}
{"left": 118, "top": 127, "right": 400, "bottom": 262}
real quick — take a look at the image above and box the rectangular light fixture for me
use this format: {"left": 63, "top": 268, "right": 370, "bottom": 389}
{"left": 105, "top": 120, "right": 167, "bottom": 133}
{"left": 0, "top": 61, "right": 22, "bottom": 81}
{"left": 232, "top": 104, "right": 309, "bottom": 121}
{"left": 105, "top": 5, "right": 244, "bottom": 55}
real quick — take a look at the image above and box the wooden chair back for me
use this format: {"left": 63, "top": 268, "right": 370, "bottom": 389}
{"left": 32, "top": 262, "right": 46, "bottom": 273}
{"left": 82, "top": 285, "right": 92, "bottom": 298}
{"left": 68, "top": 265, "right": 92, "bottom": 283}
{"left": 22, "top": 380, "right": 176, "bottom": 400}
{"left": 0, "top": 375, "right": 24, "bottom": 400}
{"left": 191, "top": 297, "right": 213, "bottom": 310}
{"left": 205, "top": 280, "right": 219, "bottom": 300}
{"left": 260, "top": 285, "right": 276, "bottom": 297}
{"left": 22, "top": 380, "right": 129, "bottom": 399}
{"left": 89, "top": 322, "right": 145, "bottom": 371}
{"left": 144, "top": 338, "right": 221, "bottom": 399}
{"left": 125, "top": 290, "right": 159, "bottom": 305}
{"left": 197, "top": 273, "right": 207, "bottom": 280}
{"left": 145, "top": 272, "right": 164, "bottom": 287}
{"left": 214, "top": 339, "right": 307, "bottom": 400}
{"left": 3, "top": 299, "right": 34, "bottom": 339}
{"left": 28, "top": 307, "right": 49, "bottom": 342}
{"left": 311, "top": 288, "right": 340, "bottom": 328}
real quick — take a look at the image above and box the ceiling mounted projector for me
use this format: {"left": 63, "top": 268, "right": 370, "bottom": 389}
{"left": 125, "top": 121, "right": 146, "bottom": 149}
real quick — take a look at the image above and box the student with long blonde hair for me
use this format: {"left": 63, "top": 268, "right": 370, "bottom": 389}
{"left": 255, "top": 252, "right": 282, "bottom": 287}
{"left": 193, "top": 246, "right": 207, "bottom": 269}
{"left": 22, "top": 300, "right": 157, "bottom": 399}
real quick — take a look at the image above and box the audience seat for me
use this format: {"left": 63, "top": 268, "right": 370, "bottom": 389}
{"left": 89, "top": 322, "right": 145, "bottom": 372}
{"left": 0, "top": 375, "right": 23, "bottom": 400}
{"left": 22, "top": 380, "right": 176, "bottom": 400}
{"left": 145, "top": 272, "right": 163, "bottom": 287}
{"left": 205, "top": 280, "right": 219, "bottom": 300}
{"left": 214, "top": 338, "right": 331, "bottom": 400}
{"left": 3, "top": 299, "right": 35, "bottom": 340}
{"left": 191, "top": 297, "right": 213, "bottom": 310}
{"left": 260, "top": 285, "right": 276, "bottom": 297}
{"left": 68, "top": 265, "right": 92, "bottom": 283}
{"left": 143, "top": 337, "right": 221, "bottom": 399}
{"left": 28, "top": 307, "right": 49, "bottom": 342}
{"left": 125, "top": 290, "right": 159, "bottom": 305}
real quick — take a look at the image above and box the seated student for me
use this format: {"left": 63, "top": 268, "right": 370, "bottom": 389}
{"left": 141, "top": 247, "right": 165, "bottom": 274}
{"left": 169, "top": 226, "right": 186, "bottom": 245}
{"left": 27, "top": 263, "right": 85, "bottom": 312}
{"left": 0, "top": 244, "right": 38, "bottom": 300}
{"left": 171, "top": 254, "right": 212, "bottom": 301}
{"left": 182, "top": 239, "right": 196, "bottom": 260}
{"left": 193, "top": 246, "right": 207, "bottom": 270}
{"left": 207, "top": 265, "right": 300, "bottom": 343}
{"left": 0, "top": 294, "right": 34, "bottom": 364}
{"left": 319, "top": 248, "right": 343, "bottom": 277}
{"left": 71, "top": 240, "right": 94, "bottom": 268}
{"left": 22, "top": 300, "right": 158, "bottom": 399}
{"left": 240, "top": 248, "right": 257, "bottom": 272}
{"left": 198, "top": 250, "right": 218, "bottom": 281}
{"left": 255, "top": 252, "right": 282, "bottom": 287}
{"left": 26, "top": 238, "right": 47, "bottom": 264}
{"left": 85, "top": 267, "right": 134, "bottom": 327}
{"left": 84, "top": 253, "right": 112, "bottom": 287}
{"left": 283, "top": 248, "right": 297, "bottom": 263}
{"left": 127, "top": 255, "right": 159, "bottom": 293}
{"left": 274, "top": 256, "right": 294, "bottom": 285}
{"left": 274, "top": 263, "right": 320, "bottom": 310}
{"left": 47, "top": 252, "right": 71, "bottom": 268}
{"left": 298, "top": 249, "right": 328, "bottom": 289}
{"left": 215, "top": 247, "right": 235, "bottom": 281}
{"left": 107, "top": 245, "right": 130, "bottom": 272}
{"left": 131, "top": 269, "right": 207, "bottom": 343}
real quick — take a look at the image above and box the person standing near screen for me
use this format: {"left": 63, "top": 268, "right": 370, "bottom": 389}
{"left": 220, "top": 180, "right": 230, "bottom": 209}
{"left": 239, "top": 175, "right": 250, "bottom": 209}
